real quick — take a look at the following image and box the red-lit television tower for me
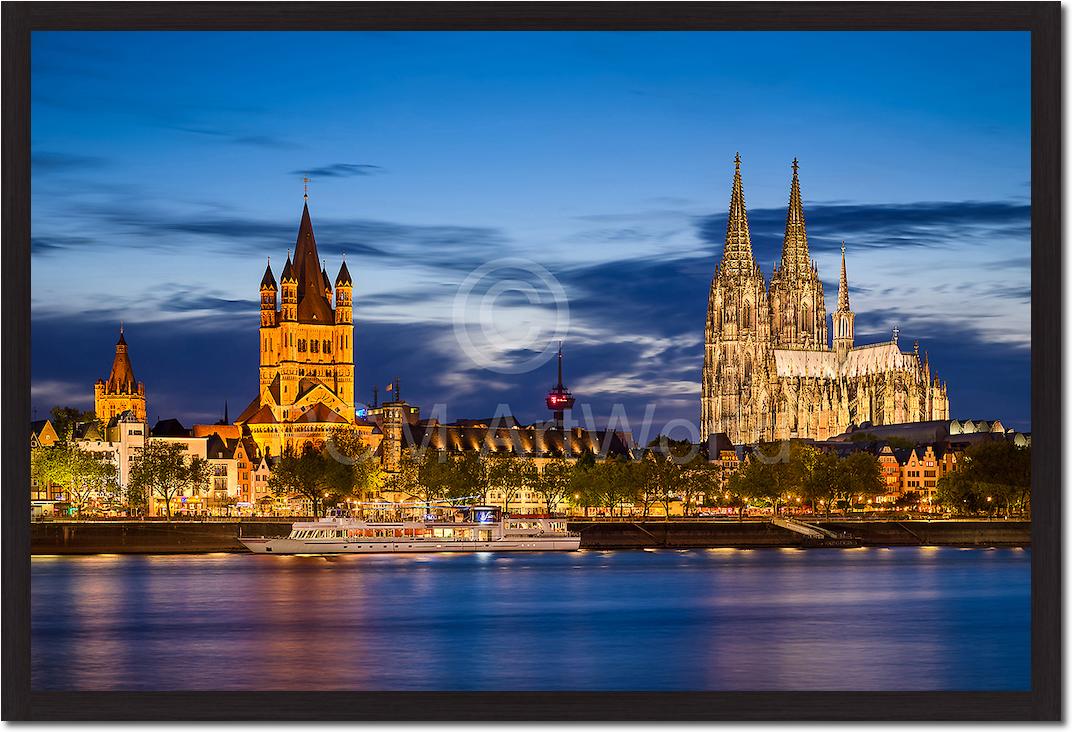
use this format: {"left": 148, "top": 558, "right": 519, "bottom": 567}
{"left": 545, "top": 343, "right": 575, "bottom": 426}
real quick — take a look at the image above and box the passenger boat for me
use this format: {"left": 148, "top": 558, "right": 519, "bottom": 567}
{"left": 239, "top": 506, "right": 581, "bottom": 554}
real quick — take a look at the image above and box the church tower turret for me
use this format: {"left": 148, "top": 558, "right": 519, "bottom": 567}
{"left": 832, "top": 241, "right": 855, "bottom": 361}
{"left": 94, "top": 324, "right": 147, "bottom": 423}
{"left": 334, "top": 259, "right": 352, "bottom": 325}
{"left": 279, "top": 253, "right": 297, "bottom": 322}
{"left": 260, "top": 260, "right": 277, "bottom": 327}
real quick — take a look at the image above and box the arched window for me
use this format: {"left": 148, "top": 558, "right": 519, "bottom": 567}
{"left": 743, "top": 355, "right": 752, "bottom": 386}
{"left": 741, "top": 300, "right": 751, "bottom": 329}
{"left": 801, "top": 304, "right": 811, "bottom": 333}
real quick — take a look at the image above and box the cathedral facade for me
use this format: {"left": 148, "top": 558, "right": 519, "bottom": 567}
{"left": 235, "top": 196, "right": 364, "bottom": 455}
{"left": 701, "top": 156, "right": 949, "bottom": 445}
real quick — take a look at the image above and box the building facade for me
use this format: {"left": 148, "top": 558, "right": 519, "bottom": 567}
{"left": 94, "top": 326, "right": 147, "bottom": 423}
{"left": 877, "top": 443, "right": 960, "bottom": 509}
{"left": 236, "top": 196, "right": 369, "bottom": 455}
{"left": 701, "top": 156, "right": 950, "bottom": 445}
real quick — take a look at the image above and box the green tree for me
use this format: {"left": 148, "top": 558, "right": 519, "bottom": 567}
{"left": 724, "top": 459, "right": 774, "bottom": 520}
{"left": 567, "top": 453, "right": 600, "bottom": 516}
{"left": 589, "top": 458, "right": 639, "bottom": 517}
{"left": 327, "top": 429, "right": 383, "bottom": 505}
{"left": 414, "top": 449, "right": 455, "bottom": 506}
{"left": 31, "top": 442, "right": 117, "bottom": 516}
{"left": 843, "top": 451, "right": 885, "bottom": 511}
{"left": 937, "top": 442, "right": 1031, "bottom": 516}
{"left": 451, "top": 451, "right": 490, "bottom": 504}
{"left": 534, "top": 457, "right": 572, "bottom": 515}
{"left": 128, "top": 441, "right": 211, "bottom": 521}
{"left": 487, "top": 455, "right": 537, "bottom": 515}
{"left": 49, "top": 406, "right": 99, "bottom": 442}
{"left": 381, "top": 448, "right": 422, "bottom": 516}
{"left": 644, "top": 448, "right": 689, "bottom": 518}
{"left": 677, "top": 454, "right": 718, "bottom": 517}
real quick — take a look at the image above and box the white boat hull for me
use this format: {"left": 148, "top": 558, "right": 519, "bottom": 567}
{"left": 239, "top": 536, "right": 581, "bottom": 554}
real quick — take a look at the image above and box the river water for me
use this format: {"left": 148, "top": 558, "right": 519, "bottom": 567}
{"left": 32, "top": 547, "right": 1029, "bottom": 691}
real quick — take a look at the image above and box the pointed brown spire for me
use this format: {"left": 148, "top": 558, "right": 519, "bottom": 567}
{"left": 335, "top": 259, "right": 352, "bottom": 287}
{"left": 721, "top": 153, "right": 757, "bottom": 274}
{"left": 260, "top": 259, "right": 277, "bottom": 290}
{"left": 293, "top": 201, "right": 320, "bottom": 297}
{"left": 321, "top": 261, "right": 332, "bottom": 294}
{"left": 107, "top": 325, "right": 138, "bottom": 392}
{"left": 291, "top": 200, "right": 333, "bottom": 323}
{"left": 780, "top": 157, "right": 811, "bottom": 275}
{"left": 837, "top": 241, "right": 851, "bottom": 311}
{"left": 280, "top": 251, "right": 296, "bottom": 283}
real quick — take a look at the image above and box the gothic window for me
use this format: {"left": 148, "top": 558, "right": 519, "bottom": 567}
{"left": 323, "top": 340, "right": 331, "bottom": 354}
{"left": 297, "top": 339, "right": 307, "bottom": 353}
{"left": 741, "top": 301, "right": 751, "bottom": 330}
{"left": 311, "top": 340, "right": 319, "bottom": 354}
{"left": 801, "top": 304, "right": 811, "bottom": 333}
{"left": 743, "top": 356, "right": 752, "bottom": 387}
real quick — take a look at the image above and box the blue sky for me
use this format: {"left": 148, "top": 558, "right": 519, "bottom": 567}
{"left": 31, "top": 31, "right": 1031, "bottom": 432}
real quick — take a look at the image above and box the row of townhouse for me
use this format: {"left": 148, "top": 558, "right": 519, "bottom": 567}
{"left": 876, "top": 443, "right": 960, "bottom": 509}
{"left": 30, "top": 412, "right": 308, "bottom": 517}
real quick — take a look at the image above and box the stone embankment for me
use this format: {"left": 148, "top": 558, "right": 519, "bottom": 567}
{"left": 31, "top": 518, "right": 1030, "bottom": 554}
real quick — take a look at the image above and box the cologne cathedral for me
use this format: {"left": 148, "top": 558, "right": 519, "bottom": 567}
{"left": 701, "top": 156, "right": 950, "bottom": 445}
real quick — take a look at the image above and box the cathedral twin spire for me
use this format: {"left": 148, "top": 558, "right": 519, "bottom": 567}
{"left": 719, "top": 155, "right": 850, "bottom": 350}
{"left": 720, "top": 154, "right": 818, "bottom": 278}
{"left": 720, "top": 153, "right": 758, "bottom": 275}
{"left": 780, "top": 158, "right": 813, "bottom": 277}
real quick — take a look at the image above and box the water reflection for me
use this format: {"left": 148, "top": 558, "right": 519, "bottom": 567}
{"left": 32, "top": 547, "right": 1029, "bottom": 691}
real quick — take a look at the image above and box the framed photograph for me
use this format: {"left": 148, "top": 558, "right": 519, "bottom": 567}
{"left": 3, "top": 2, "right": 1060, "bottom": 721}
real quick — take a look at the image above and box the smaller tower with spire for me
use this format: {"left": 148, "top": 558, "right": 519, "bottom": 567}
{"left": 832, "top": 241, "right": 855, "bottom": 361}
{"left": 279, "top": 252, "right": 297, "bottom": 322}
{"left": 94, "top": 324, "right": 147, "bottom": 423}
{"left": 545, "top": 343, "right": 576, "bottom": 427}
{"left": 260, "top": 259, "right": 278, "bottom": 327}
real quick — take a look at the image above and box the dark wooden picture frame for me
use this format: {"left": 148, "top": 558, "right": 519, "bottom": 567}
{"left": 2, "top": 1, "right": 1060, "bottom": 720}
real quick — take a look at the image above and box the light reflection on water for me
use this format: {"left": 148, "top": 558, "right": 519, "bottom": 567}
{"left": 32, "top": 547, "right": 1029, "bottom": 691}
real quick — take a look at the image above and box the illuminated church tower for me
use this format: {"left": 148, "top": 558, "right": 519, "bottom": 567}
{"left": 94, "top": 325, "right": 147, "bottom": 423}
{"left": 236, "top": 190, "right": 358, "bottom": 454}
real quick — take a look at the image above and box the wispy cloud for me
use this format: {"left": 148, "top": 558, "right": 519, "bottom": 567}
{"left": 696, "top": 200, "right": 1031, "bottom": 257}
{"left": 294, "top": 163, "right": 385, "bottom": 178}
{"left": 166, "top": 125, "right": 299, "bottom": 150}
{"left": 32, "top": 151, "right": 108, "bottom": 174}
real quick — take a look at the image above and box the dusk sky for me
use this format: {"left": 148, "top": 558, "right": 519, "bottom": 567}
{"left": 31, "top": 31, "right": 1031, "bottom": 434}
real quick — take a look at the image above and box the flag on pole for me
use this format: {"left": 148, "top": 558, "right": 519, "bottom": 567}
{"left": 386, "top": 383, "right": 393, "bottom": 392}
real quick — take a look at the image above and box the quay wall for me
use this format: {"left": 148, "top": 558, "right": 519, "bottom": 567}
{"left": 31, "top": 519, "right": 1030, "bottom": 554}
{"left": 814, "top": 520, "right": 1031, "bottom": 547}
{"left": 31, "top": 521, "right": 291, "bottom": 554}
{"left": 572, "top": 520, "right": 1030, "bottom": 549}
